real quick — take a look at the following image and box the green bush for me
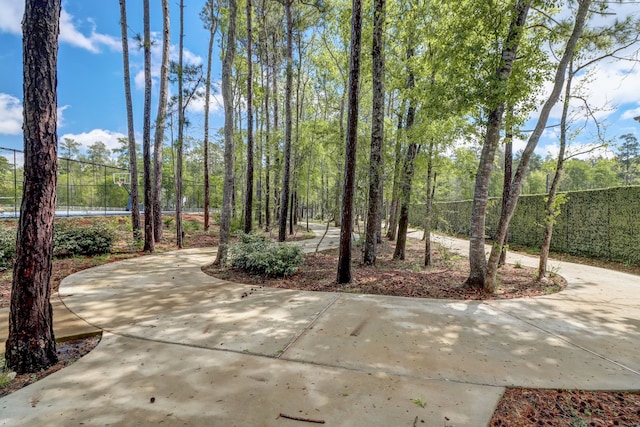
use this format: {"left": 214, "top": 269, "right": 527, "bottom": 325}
{"left": 53, "top": 222, "right": 115, "bottom": 256}
{"left": 0, "top": 228, "right": 16, "bottom": 271}
{"left": 228, "top": 233, "right": 303, "bottom": 277}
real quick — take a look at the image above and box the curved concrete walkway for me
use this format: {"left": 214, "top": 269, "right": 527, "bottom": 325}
{"left": 1, "top": 224, "right": 639, "bottom": 426}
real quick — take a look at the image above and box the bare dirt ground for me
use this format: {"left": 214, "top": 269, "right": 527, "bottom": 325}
{"left": 2, "top": 216, "right": 639, "bottom": 425}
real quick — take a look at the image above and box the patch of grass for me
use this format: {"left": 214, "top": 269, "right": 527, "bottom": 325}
{"left": 411, "top": 395, "right": 427, "bottom": 408}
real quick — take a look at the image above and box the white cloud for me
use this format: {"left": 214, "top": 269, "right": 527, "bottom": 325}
{"left": 187, "top": 83, "right": 224, "bottom": 115}
{"left": 168, "top": 44, "right": 203, "bottom": 66}
{"left": 0, "top": 94, "right": 22, "bottom": 134}
{"left": 0, "top": 0, "right": 22, "bottom": 34}
{"left": 58, "top": 10, "right": 120, "bottom": 53}
{"left": 134, "top": 70, "right": 147, "bottom": 91}
{"left": 60, "top": 129, "right": 127, "bottom": 152}
{"left": 0, "top": 2, "right": 120, "bottom": 53}
{"left": 621, "top": 105, "right": 640, "bottom": 121}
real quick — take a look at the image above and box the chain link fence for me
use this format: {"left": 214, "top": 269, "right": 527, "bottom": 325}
{"left": 0, "top": 147, "right": 206, "bottom": 218}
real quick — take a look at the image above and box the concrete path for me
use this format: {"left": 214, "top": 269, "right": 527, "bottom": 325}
{"left": 1, "top": 224, "right": 639, "bottom": 426}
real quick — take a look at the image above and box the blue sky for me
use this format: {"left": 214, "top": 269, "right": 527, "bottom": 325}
{"left": 0, "top": 0, "right": 224, "bottom": 161}
{"left": 0, "top": 0, "right": 639, "bottom": 165}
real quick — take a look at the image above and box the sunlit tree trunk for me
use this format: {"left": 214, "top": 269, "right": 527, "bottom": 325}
{"left": 6, "top": 0, "right": 60, "bottom": 374}
{"left": 336, "top": 0, "right": 363, "bottom": 284}
{"left": 214, "top": 0, "right": 237, "bottom": 264}
{"left": 153, "top": 0, "right": 170, "bottom": 242}
{"left": 175, "top": 0, "right": 185, "bottom": 248}
{"left": 485, "top": 0, "right": 591, "bottom": 292}
{"left": 202, "top": 1, "right": 216, "bottom": 232}
{"left": 278, "top": 0, "right": 293, "bottom": 242}
{"left": 466, "top": 0, "right": 531, "bottom": 288}
{"left": 393, "top": 48, "right": 417, "bottom": 261}
{"left": 118, "top": 0, "right": 141, "bottom": 241}
{"left": 142, "top": 0, "right": 155, "bottom": 253}
{"left": 363, "top": 0, "right": 386, "bottom": 265}
{"left": 387, "top": 100, "right": 405, "bottom": 241}
{"left": 539, "top": 61, "right": 573, "bottom": 279}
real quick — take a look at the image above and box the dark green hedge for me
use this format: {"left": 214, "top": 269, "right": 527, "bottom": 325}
{"left": 410, "top": 186, "right": 640, "bottom": 265}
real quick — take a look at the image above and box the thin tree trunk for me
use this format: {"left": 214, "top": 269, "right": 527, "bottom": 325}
{"left": 203, "top": 1, "right": 216, "bottom": 232}
{"left": 118, "top": 0, "right": 141, "bottom": 241}
{"left": 336, "top": 0, "right": 363, "bottom": 284}
{"left": 262, "top": 15, "right": 271, "bottom": 232}
{"left": 363, "top": 0, "right": 386, "bottom": 265}
{"left": 424, "top": 141, "right": 435, "bottom": 266}
{"left": 278, "top": 0, "right": 293, "bottom": 242}
{"left": 244, "top": 0, "right": 254, "bottom": 233}
{"left": 142, "top": 0, "right": 155, "bottom": 253}
{"left": 153, "top": 0, "right": 170, "bottom": 242}
{"left": 387, "top": 100, "right": 405, "bottom": 241}
{"left": 498, "top": 107, "right": 514, "bottom": 267}
{"left": 393, "top": 48, "right": 417, "bottom": 261}
{"left": 539, "top": 60, "right": 573, "bottom": 279}
{"left": 485, "top": 0, "right": 591, "bottom": 292}
{"left": 213, "top": 0, "right": 237, "bottom": 265}
{"left": 466, "top": 0, "right": 531, "bottom": 288}
{"left": 6, "top": 0, "right": 60, "bottom": 374}
{"left": 175, "top": 0, "right": 185, "bottom": 249}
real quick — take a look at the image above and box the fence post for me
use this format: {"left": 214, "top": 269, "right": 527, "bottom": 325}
{"left": 67, "top": 157, "right": 70, "bottom": 217}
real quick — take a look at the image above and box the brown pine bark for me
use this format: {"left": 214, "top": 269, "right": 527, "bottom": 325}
{"left": 6, "top": 0, "right": 61, "bottom": 374}
{"left": 153, "top": 0, "right": 170, "bottom": 242}
{"left": 363, "top": 0, "right": 386, "bottom": 265}
{"left": 214, "top": 0, "right": 237, "bottom": 265}
{"left": 393, "top": 49, "right": 417, "bottom": 261}
{"left": 175, "top": 0, "right": 185, "bottom": 249}
{"left": 202, "top": 0, "right": 215, "bottom": 232}
{"left": 278, "top": 0, "right": 293, "bottom": 242}
{"left": 142, "top": 0, "right": 155, "bottom": 253}
{"left": 336, "top": 0, "right": 363, "bottom": 284}
{"left": 118, "top": 0, "right": 141, "bottom": 241}
{"left": 244, "top": 0, "right": 254, "bottom": 233}
{"left": 387, "top": 100, "right": 405, "bottom": 241}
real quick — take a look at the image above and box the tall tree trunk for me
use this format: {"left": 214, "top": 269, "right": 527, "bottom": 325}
{"left": 363, "top": 0, "right": 386, "bottom": 265}
{"left": 466, "top": 0, "right": 530, "bottom": 288}
{"left": 244, "top": 0, "right": 254, "bottom": 233}
{"left": 214, "top": 0, "right": 237, "bottom": 264}
{"left": 203, "top": 0, "right": 216, "bottom": 232}
{"left": 336, "top": 0, "right": 363, "bottom": 284}
{"left": 393, "top": 48, "right": 417, "bottom": 261}
{"left": 539, "top": 60, "right": 573, "bottom": 279}
{"left": 498, "top": 107, "right": 514, "bottom": 267}
{"left": 142, "top": 0, "right": 155, "bottom": 253}
{"left": 424, "top": 141, "right": 435, "bottom": 266}
{"left": 118, "top": 0, "right": 141, "bottom": 241}
{"left": 485, "top": 0, "right": 591, "bottom": 292}
{"left": 278, "top": 0, "right": 294, "bottom": 242}
{"left": 153, "top": 0, "right": 170, "bottom": 242}
{"left": 257, "top": 103, "right": 263, "bottom": 227}
{"left": 175, "top": 0, "right": 185, "bottom": 248}
{"left": 387, "top": 100, "right": 405, "bottom": 241}
{"left": 262, "top": 12, "right": 271, "bottom": 232}
{"left": 6, "top": 0, "right": 60, "bottom": 374}
{"left": 272, "top": 32, "right": 280, "bottom": 232}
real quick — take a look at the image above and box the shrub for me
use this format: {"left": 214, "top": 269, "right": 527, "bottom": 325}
{"left": 228, "top": 233, "right": 303, "bottom": 277}
{"left": 53, "top": 222, "right": 114, "bottom": 256}
{"left": 0, "top": 227, "right": 16, "bottom": 271}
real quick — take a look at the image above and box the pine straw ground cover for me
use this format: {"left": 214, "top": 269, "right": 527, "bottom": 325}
{"left": 1, "top": 216, "right": 639, "bottom": 425}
